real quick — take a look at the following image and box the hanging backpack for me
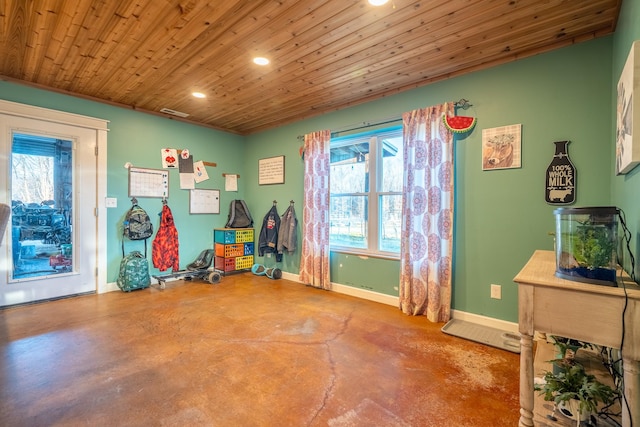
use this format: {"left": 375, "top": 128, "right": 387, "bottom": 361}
{"left": 225, "top": 199, "right": 253, "bottom": 228}
{"left": 116, "top": 250, "right": 151, "bottom": 292}
{"left": 124, "top": 202, "right": 153, "bottom": 240}
{"left": 122, "top": 198, "right": 154, "bottom": 257}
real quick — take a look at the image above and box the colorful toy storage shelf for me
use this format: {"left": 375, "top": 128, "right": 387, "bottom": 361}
{"left": 213, "top": 228, "right": 254, "bottom": 275}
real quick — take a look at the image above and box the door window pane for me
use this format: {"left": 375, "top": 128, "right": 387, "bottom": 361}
{"left": 11, "top": 134, "right": 74, "bottom": 279}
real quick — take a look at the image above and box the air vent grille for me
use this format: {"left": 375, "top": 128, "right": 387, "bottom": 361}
{"left": 160, "top": 108, "right": 189, "bottom": 118}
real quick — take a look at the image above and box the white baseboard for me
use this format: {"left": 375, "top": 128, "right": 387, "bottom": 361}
{"left": 100, "top": 272, "right": 195, "bottom": 294}
{"left": 280, "top": 271, "right": 299, "bottom": 282}
{"left": 330, "top": 282, "right": 399, "bottom": 306}
{"left": 451, "top": 309, "right": 518, "bottom": 333}
{"left": 100, "top": 277, "right": 165, "bottom": 294}
{"left": 284, "top": 271, "right": 517, "bottom": 331}
{"left": 99, "top": 282, "right": 119, "bottom": 293}
{"left": 281, "top": 271, "right": 399, "bottom": 306}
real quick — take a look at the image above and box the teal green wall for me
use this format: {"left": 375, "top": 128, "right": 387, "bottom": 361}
{"left": 612, "top": 0, "right": 640, "bottom": 278}
{"left": 1, "top": 31, "right": 622, "bottom": 324}
{"left": 245, "top": 37, "right": 614, "bottom": 323}
{"left": 0, "top": 82, "right": 246, "bottom": 281}
{"left": 329, "top": 253, "right": 401, "bottom": 294}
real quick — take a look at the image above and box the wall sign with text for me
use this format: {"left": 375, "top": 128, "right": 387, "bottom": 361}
{"left": 258, "top": 155, "right": 285, "bottom": 185}
{"left": 545, "top": 140, "right": 576, "bottom": 205}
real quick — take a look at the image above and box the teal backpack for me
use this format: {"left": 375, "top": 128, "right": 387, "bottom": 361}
{"left": 117, "top": 250, "right": 151, "bottom": 292}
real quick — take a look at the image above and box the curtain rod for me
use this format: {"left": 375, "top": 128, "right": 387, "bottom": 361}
{"left": 296, "top": 98, "right": 472, "bottom": 140}
{"left": 330, "top": 117, "right": 401, "bottom": 137}
{"left": 296, "top": 116, "right": 400, "bottom": 140}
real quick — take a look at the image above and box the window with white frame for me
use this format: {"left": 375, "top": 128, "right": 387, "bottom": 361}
{"left": 329, "top": 127, "right": 403, "bottom": 256}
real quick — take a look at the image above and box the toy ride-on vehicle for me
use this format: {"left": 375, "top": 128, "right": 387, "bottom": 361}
{"left": 152, "top": 249, "right": 221, "bottom": 289}
{"left": 49, "top": 254, "right": 72, "bottom": 271}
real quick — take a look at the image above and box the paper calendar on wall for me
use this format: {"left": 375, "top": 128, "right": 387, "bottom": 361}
{"left": 128, "top": 167, "right": 169, "bottom": 198}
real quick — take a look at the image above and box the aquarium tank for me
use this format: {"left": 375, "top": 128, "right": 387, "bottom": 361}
{"left": 554, "top": 207, "right": 619, "bottom": 286}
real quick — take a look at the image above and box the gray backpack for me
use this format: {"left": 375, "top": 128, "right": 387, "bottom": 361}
{"left": 124, "top": 203, "right": 153, "bottom": 240}
{"left": 122, "top": 199, "right": 154, "bottom": 258}
{"left": 225, "top": 200, "right": 253, "bottom": 228}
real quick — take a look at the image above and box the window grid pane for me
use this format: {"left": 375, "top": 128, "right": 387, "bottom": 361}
{"left": 330, "top": 128, "right": 402, "bottom": 255}
{"left": 380, "top": 136, "right": 404, "bottom": 193}
{"left": 330, "top": 141, "right": 369, "bottom": 194}
{"left": 379, "top": 194, "right": 402, "bottom": 252}
{"left": 330, "top": 195, "right": 368, "bottom": 249}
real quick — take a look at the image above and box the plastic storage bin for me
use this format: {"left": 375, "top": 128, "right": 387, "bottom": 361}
{"left": 213, "top": 228, "right": 255, "bottom": 274}
{"left": 235, "top": 229, "right": 254, "bottom": 243}
{"left": 235, "top": 256, "right": 254, "bottom": 270}
{"left": 215, "top": 243, "right": 244, "bottom": 258}
{"left": 215, "top": 256, "right": 235, "bottom": 272}
{"left": 554, "top": 206, "right": 619, "bottom": 286}
{"left": 214, "top": 229, "right": 236, "bottom": 244}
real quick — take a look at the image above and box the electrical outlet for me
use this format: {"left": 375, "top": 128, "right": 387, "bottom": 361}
{"left": 490, "top": 284, "right": 502, "bottom": 299}
{"left": 105, "top": 197, "right": 118, "bottom": 208}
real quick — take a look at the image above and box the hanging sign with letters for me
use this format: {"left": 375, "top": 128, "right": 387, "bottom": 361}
{"left": 545, "top": 140, "right": 576, "bottom": 205}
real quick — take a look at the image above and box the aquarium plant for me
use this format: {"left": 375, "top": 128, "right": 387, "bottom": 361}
{"left": 572, "top": 222, "right": 614, "bottom": 270}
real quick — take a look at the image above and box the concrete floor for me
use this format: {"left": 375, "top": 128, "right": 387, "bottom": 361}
{"left": 0, "top": 273, "right": 520, "bottom": 426}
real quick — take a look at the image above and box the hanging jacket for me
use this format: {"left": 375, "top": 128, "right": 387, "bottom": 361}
{"left": 258, "top": 205, "right": 282, "bottom": 262}
{"left": 152, "top": 204, "right": 179, "bottom": 272}
{"left": 277, "top": 204, "right": 297, "bottom": 255}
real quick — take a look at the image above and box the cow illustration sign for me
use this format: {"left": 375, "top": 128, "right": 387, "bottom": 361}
{"left": 545, "top": 140, "right": 576, "bottom": 205}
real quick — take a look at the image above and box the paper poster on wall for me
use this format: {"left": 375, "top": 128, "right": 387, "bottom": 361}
{"left": 161, "top": 148, "right": 178, "bottom": 168}
{"left": 180, "top": 173, "right": 194, "bottom": 189}
{"left": 193, "top": 160, "right": 209, "bottom": 183}
{"left": 225, "top": 174, "right": 238, "bottom": 191}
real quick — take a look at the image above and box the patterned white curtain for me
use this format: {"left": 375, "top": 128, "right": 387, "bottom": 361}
{"left": 299, "top": 130, "right": 331, "bottom": 289}
{"left": 399, "top": 103, "right": 454, "bottom": 322}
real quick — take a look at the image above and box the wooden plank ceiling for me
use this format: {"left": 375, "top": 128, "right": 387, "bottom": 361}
{"left": 0, "top": 0, "right": 621, "bottom": 135}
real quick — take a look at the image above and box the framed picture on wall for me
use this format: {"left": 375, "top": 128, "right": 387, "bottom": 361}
{"left": 258, "top": 155, "right": 285, "bottom": 185}
{"left": 616, "top": 40, "right": 640, "bottom": 175}
{"left": 481, "top": 124, "right": 522, "bottom": 170}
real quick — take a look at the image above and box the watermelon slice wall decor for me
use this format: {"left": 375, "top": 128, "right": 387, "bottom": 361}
{"left": 443, "top": 114, "right": 477, "bottom": 133}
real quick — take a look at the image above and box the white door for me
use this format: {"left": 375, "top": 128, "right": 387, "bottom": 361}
{"left": 0, "top": 113, "right": 98, "bottom": 306}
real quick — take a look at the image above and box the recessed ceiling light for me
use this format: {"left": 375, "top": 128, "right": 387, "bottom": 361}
{"left": 253, "top": 57, "right": 270, "bottom": 66}
{"left": 368, "top": 0, "right": 389, "bottom": 5}
{"left": 192, "top": 92, "right": 206, "bottom": 98}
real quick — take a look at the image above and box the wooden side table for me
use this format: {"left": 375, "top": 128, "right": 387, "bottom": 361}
{"left": 514, "top": 250, "right": 640, "bottom": 427}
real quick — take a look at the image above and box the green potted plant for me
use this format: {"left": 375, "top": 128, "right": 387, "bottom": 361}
{"left": 549, "top": 335, "right": 593, "bottom": 374}
{"left": 535, "top": 358, "right": 618, "bottom": 426}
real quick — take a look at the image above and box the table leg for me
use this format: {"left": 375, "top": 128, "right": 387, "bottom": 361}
{"left": 519, "top": 332, "right": 534, "bottom": 427}
{"left": 622, "top": 357, "right": 639, "bottom": 427}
